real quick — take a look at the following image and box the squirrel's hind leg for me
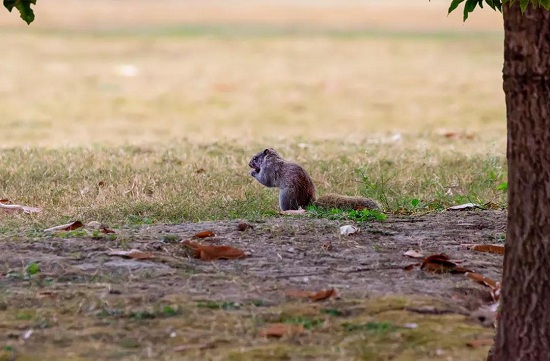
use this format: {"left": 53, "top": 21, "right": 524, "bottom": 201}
{"left": 279, "top": 189, "right": 299, "bottom": 211}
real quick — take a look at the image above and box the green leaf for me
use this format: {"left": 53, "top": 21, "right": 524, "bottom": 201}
{"left": 448, "top": 0, "right": 466, "bottom": 13}
{"left": 520, "top": 0, "right": 530, "bottom": 12}
{"left": 26, "top": 262, "right": 40, "bottom": 275}
{"left": 497, "top": 182, "right": 508, "bottom": 191}
{"left": 464, "top": 0, "right": 479, "bottom": 21}
{"left": 3, "top": 0, "right": 36, "bottom": 24}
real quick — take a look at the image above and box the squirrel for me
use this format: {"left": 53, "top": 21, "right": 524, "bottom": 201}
{"left": 249, "top": 148, "right": 380, "bottom": 211}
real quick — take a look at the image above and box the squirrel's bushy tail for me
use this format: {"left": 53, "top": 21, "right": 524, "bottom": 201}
{"left": 314, "top": 194, "right": 380, "bottom": 210}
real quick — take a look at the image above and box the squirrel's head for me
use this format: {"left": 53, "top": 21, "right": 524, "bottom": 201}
{"left": 263, "top": 148, "right": 279, "bottom": 157}
{"left": 249, "top": 148, "right": 280, "bottom": 170}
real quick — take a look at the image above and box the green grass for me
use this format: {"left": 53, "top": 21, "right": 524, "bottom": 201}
{"left": 0, "top": 140, "right": 506, "bottom": 230}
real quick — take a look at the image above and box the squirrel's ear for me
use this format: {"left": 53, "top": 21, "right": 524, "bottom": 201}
{"left": 263, "top": 148, "right": 270, "bottom": 155}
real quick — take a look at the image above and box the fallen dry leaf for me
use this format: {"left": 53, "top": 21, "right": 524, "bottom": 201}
{"left": 310, "top": 288, "right": 340, "bottom": 301}
{"left": 237, "top": 222, "right": 253, "bottom": 231}
{"left": 193, "top": 230, "right": 215, "bottom": 238}
{"left": 258, "top": 323, "right": 305, "bottom": 338}
{"left": 0, "top": 199, "right": 42, "bottom": 214}
{"left": 44, "top": 221, "right": 84, "bottom": 233}
{"left": 285, "top": 288, "right": 339, "bottom": 302}
{"left": 403, "top": 249, "right": 424, "bottom": 259}
{"left": 447, "top": 203, "right": 482, "bottom": 211}
{"left": 465, "top": 272, "right": 499, "bottom": 289}
{"left": 466, "top": 338, "right": 494, "bottom": 348}
{"left": 36, "top": 291, "right": 57, "bottom": 299}
{"left": 100, "top": 226, "right": 116, "bottom": 234}
{"left": 108, "top": 249, "right": 155, "bottom": 260}
{"left": 195, "top": 168, "right": 207, "bottom": 174}
{"left": 86, "top": 221, "right": 102, "bottom": 229}
{"left": 420, "top": 254, "right": 471, "bottom": 274}
{"left": 340, "top": 225, "right": 359, "bottom": 236}
{"left": 181, "top": 240, "right": 246, "bottom": 261}
{"left": 466, "top": 244, "right": 505, "bottom": 255}
{"left": 320, "top": 242, "right": 333, "bottom": 251}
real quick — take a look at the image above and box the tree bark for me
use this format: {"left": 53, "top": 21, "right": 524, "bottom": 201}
{"left": 490, "top": 3, "right": 550, "bottom": 361}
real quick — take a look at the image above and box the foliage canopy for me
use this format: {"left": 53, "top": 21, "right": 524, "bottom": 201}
{"left": 445, "top": 0, "right": 550, "bottom": 20}
{"left": 3, "top": 0, "right": 35, "bottom": 24}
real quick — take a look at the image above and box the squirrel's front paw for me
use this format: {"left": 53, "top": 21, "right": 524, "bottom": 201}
{"left": 249, "top": 169, "right": 258, "bottom": 177}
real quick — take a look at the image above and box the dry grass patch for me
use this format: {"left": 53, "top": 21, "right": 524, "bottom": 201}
{"left": 0, "top": 140, "right": 506, "bottom": 229}
{"left": 0, "top": 33, "right": 504, "bottom": 147}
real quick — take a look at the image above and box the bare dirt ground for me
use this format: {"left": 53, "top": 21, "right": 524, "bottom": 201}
{"left": 0, "top": 211, "right": 505, "bottom": 360}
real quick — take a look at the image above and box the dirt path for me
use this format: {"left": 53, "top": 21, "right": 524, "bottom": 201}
{"left": 0, "top": 211, "right": 505, "bottom": 361}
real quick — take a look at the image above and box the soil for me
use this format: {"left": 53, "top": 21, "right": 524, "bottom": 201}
{"left": 0, "top": 210, "right": 505, "bottom": 361}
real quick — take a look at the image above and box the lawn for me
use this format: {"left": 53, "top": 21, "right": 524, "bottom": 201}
{"left": 0, "top": 1, "right": 504, "bottom": 360}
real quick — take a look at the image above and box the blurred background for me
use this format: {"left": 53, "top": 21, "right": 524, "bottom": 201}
{"left": 0, "top": 0, "right": 505, "bottom": 148}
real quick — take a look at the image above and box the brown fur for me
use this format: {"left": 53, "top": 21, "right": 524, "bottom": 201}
{"left": 249, "top": 148, "right": 315, "bottom": 210}
{"left": 315, "top": 194, "right": 379, "bottom": 210}
{"left": 249, "top": 148, "right": 380, "bottom": 211}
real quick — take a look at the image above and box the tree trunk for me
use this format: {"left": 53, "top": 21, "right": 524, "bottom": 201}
{"left": 489, "top": 3, "right": 550, "bottom": 361}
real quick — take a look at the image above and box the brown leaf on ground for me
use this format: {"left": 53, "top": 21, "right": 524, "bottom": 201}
{"left": 466, "top": 244, "right": 505, "bottom": 255}
{"left": 181, "top": 240, "right": 246, "bottom": 261}
{"left": 0, "top": 199, "right": 42, "bottom": 214}
{"left": 100, "top": 226, "right": 116, "bottom": 234}
{"left": 36, "top": 291, "right": 58, "bottom": 299}
{"left": 108, "top": 249, "right": 155, "bottom": 260}
{"left": 44, "top": 221, "right": 84, "bottom": 233}
{"left": 258, "top": 323, "right": 305, "bottom": 338}
{"left": 193, "top": 230, "right": 215, "bottom": 238}
{"left": 285, "top": 288, "right": 339, "bottom": 301}
{"left": 403, "top": 263, "right": 420, "bottom": 271}
{"left": 466, "top": 338, "right": 494, "bottom": 348}
{"left": 310, "top": 288, "right": 340, "bottom": 301}
{"left": 403, "top": 249, "right": 424, "bottom": 259}
{"left": 465, "top": 272, "right": 499, "bottom": 289}
{"left": 320, "top": 242, "right": 333, "bottom": 251}
{"left": 195, "top": 168, "right": 207, "bottom": 174}
{"left": 237, "top": 222, "right": 253, "bottom": 231}
{"left": 420, "top": 254, "right": 472, "bottom": 274}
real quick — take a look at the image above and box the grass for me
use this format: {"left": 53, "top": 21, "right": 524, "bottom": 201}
{"left": 1, "top": 1, "right": 507, "bottom": 232}
{"left": 0, "top": 292, "right": 494, "bottom": 361}
{"left": 0, "top": 140, "right": 506, "bottom": 230}
{"left": 0, "top": 4, "right": 504, "bottom": 359}
{"left": 0, "top": 2, "right": 506, "bottom": 232}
